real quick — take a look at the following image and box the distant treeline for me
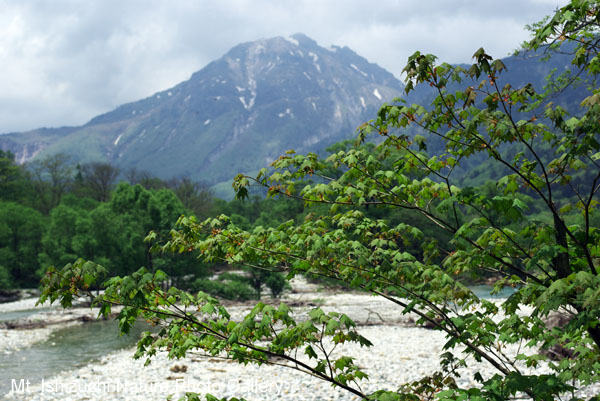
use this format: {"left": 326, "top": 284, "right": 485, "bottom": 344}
{"left": 0, "top": 150, "right": 301, "bottom": 298}
{"left": 2, "top": 140, "right": 576, "bottom": 296}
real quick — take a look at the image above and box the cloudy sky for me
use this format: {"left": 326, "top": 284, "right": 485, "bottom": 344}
{"left": 1, "top": 0, "right": 567, "bottom": 133}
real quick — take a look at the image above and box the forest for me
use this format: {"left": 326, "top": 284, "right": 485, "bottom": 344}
{"left": 1, "top": 118, "right": 595, "bottom": 299}
{"left": 0, "top": 145, "right": 447, "bottom": 301}
{"left": 1, "top": 141, "right": 467, "bottom": 300}
{"left": 0, "top": 150, "right": 291, "bottom": 298}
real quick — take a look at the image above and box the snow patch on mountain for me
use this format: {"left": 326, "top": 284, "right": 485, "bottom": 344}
{"left": 334, "top": 104, "right": 342, "bottom": 122}
{"left": 351, "top": 64, "right": 368, "bottom": 77}
{"left": 246, "top": 78, "right": 257, "bottom": 109}
{"left": 284, "top": 36, "right": 299, "bottom": 46}
{"left": 308, "top": 52, "right": 321, "bottom": 72}
{"left": 278, "top": 108, "right": 293, "bottom": 118}
{"left": 265, "top": 61, "right": 276, "bottom": 74}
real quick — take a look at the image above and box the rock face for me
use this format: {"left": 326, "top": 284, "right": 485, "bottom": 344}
{"left": 0, "top": 34, "right": 403, "bottom": 196}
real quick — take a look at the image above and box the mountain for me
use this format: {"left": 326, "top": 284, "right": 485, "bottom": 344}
{"left": 398, "top": 45, "right": 587, "bottom": 185}
{"left": 0, "top": 33, "right": 403, "bottom": 197}
{"left": 404, "top": 46, "right": 581, "bottom": 115}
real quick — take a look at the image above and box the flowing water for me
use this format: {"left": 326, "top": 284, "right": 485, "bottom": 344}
{"left": 0, "top": 307, "right": 51, "bottom": 322}
{"left": 0, "top": 317, "right": 149, "bottom": 396}
{"left": 469, "top": 284, "right": 516, "bottom": 299}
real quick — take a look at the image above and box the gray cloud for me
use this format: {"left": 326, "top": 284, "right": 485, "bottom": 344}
{"left": 0, "top": 0, "right": 567, "bottom": 133}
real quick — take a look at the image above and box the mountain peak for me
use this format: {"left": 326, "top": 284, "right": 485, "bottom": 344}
{"left": 1, "top": 35, "right": 405, "bottom": 198}
{"left": 287, "top": 33, "right": 318, "bottom": 47}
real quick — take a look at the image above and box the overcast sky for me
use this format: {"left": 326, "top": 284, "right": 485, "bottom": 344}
{"left": 0, "top": 0, "right": 567, "bottom": 133}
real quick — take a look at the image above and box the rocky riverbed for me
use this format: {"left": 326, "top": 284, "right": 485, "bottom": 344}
{"left": 0, "top": 296, "right": 120, "bottom": 356}
{"left": 2, "top": 279, "right": 599, "bottom": 400}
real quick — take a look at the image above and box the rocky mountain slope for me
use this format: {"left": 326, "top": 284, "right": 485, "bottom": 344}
{"left": 0, "top": 33, "right": 403, "bottom": 196}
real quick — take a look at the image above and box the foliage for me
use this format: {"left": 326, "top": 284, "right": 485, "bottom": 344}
{"left": 0, "top": 264, "right": 11, "bottom": 289}
{"left": 0, "top": 151, "right": 222, "bottom": 288}
{"left": 190, "top": 274, "right": 257, "bottom": 301}
{"left": 38, "top": 183, "right": 196, "bottom": 279}
{"left": 0, "top": 150, "right": 30, "bottom": 203}
{"left": 0, "top": 202, "right": 45, "bottom": 287}
{"left": 74, "top": 162, "right": 120, "bottom": 202}
{"left": 27, "top": 153, "right": 74, "bottom": 215}
{"left": 167, "top": 176, "right": 214, "bottom": 220}
{"left": 191, "top": 269, "right": 288, "bottom": 301}
{"left": 38, "top": 2, "right": 600, "bottom": 400}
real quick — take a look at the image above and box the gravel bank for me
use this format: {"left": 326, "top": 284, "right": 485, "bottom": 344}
{"left": 6, "top": 325, "right": 444, "bottom": 401}
{"left": 0, "top": 298, "right": 43, "bottom": 314}
{"left": 0, "top": 298, "right": 55, "bottom": 354}
{"left": 3, "top": 280, "right": 599, "bottom": 400}
{"left": 0, "top": 298, "right": 117, "bottom": 354}
{"left": 9, "top": 323, "right": 598, "bottom": 401}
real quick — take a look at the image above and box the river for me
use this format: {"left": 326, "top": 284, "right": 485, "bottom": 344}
{"left": 0, "top": 316, "right": 148, "bottom": 396}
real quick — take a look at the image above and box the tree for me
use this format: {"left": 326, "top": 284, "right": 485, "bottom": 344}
{"left": 0, "top": 202, "right": 44, "bottom": 287}
{"left": 167, "top": 176, "right": 214, "bottom": 220}
{"left": 38, "top": 184, "right": 192, "bottom": 280}
{"left": 76, "top": 162, "right": 120, "bottom": 202}
{"left": 0, "top": 265, "right": 11, "bottom": 289}
{"left": 40, "top": 2, "right": 600, "bottom": 400}
{"left": 39, "top": 197, "right": 101, "bottom": 273}
{"left": 0, "top": 150, "right": 29, "bottom": 202}
{"left": 28, "top": 153, "right": 74, "bottom": 214}
{"left": 108, "top": 182, "right": 189, "bottom": 275}
{"left": 124, "top": 167, "right": 167, "bottom": 190}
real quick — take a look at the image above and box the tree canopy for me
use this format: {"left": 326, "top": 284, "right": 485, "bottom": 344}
{"left": 40, "top": 2, "right": 600, "bottom": 400}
